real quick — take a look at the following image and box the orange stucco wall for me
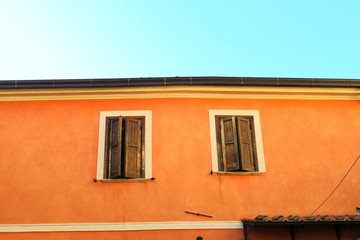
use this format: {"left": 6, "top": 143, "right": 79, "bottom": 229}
{"left": 0, "top": 97, "right": 359, "bottom": 239}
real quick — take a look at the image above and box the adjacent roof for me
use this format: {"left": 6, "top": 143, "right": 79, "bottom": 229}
{"left": 242, "top": 215, "right": 360, "bottom": 240}
{"left": 1, "top": 76, "right": 360, "bottom": 89}
{"left": 242, "top": 214, "right": 360, "bottom": 224}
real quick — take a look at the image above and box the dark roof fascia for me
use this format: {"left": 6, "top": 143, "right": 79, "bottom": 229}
{"left": 0, "top": 77, "right": 359, "bottom": 89}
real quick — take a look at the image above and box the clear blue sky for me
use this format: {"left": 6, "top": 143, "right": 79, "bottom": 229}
{"left": 1, "top": 0, "right": 360, "bottom": 80}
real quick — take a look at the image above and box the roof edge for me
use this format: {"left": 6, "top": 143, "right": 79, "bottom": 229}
{"left": 0, "top": 76, "right": 359, "bottom": 89}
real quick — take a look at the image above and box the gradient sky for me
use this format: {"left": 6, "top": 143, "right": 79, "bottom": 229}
{"left": 1, "top": 0, "right": 360, "bottom": 80}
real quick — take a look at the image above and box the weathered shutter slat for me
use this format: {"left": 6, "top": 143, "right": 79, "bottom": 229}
{"left": 124, "top": 118, "right": 142, "bottom": 178}
{"left": 220, "top": 117, "right": 240, "bottom": 171}
{"left": 109, "top": 116, "right": 122, "bottom": 178}
{"left": 236, "top": 117, "right": 255, "bottom": 171}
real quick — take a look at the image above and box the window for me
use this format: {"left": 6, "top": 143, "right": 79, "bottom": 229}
{"left": 209, "top": 110, "right": 265, "bottom": 173}
{"left": 97, "top": 111, "right": 152, "bottom": 180}
{"left": 104, "top": 116, "right": 144, "bottom": 179}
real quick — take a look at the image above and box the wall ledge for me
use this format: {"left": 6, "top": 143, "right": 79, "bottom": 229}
{"left": 0, "top": 221, "right": 243, "bottom": 233}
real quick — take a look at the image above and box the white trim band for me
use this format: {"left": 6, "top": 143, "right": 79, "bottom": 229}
{"left": 0, "top": 221, "right": 243, "bottom": 233}
{"left": 1, "top": 86, "right": 359, "bottom": 101}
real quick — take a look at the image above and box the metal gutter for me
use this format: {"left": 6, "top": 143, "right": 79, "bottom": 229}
{"left": 0, "top": 77, "right": 359, "bottom": 89}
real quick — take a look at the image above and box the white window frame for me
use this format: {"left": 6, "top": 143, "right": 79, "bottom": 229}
{"left": 96, "top": 110, "right": 152, "bottom": 180}
{"left": 209, "top": 110, "right": 266, "bottom": 173}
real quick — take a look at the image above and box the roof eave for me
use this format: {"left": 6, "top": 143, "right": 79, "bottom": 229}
{"left": 1, "top": 76, "right": 359, "bottom": 89}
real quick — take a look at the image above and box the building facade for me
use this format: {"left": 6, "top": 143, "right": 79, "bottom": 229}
{"left": 0, "top": 77, "right": 359, "bottom": 240}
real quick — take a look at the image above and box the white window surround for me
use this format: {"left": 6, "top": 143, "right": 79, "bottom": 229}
{"left": 209, "top": 110, "right": 266, "bottom": 173}
{"left": 96, "top": 110, "right": 152, "bottom": 180}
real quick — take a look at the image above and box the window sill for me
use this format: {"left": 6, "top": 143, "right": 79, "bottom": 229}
{"left": 216, "top": 171, "right": 265, "bottom": 176}
{"left": 97, "top": 178, "right": 150, "bottom": 183}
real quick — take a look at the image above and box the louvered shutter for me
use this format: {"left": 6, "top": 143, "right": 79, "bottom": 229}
{"left": 220, "top": 117, "right": 240, "bottom": 171}
{"left": 124, "top": 118, "right": 142, "bottom": 178}
{"left": 109, "top": 116, "right": 123, "bottom": 178}
{"left": 215, "top": 117, "right": 224, "bottom": 171}
{"left": 236, "top": 117, "right": 255, "bottom": 171}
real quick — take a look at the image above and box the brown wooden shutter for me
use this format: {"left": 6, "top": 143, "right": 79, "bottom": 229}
{"left": 140, "top": 119, "right": 145, "bottom": 178}
{"left": 220, "top": 116, "right": 240, "bottom": 171}
{"left": 124, "top": 118, "right": 142, "bottom": 178}
{"left": 236, "top": 117, "right": 255, "bottom": 171}
{"left": 215, "top": 117, "right": 224, "bottom": 171}
{"left": 109, "top": 116, "right": 123, "bottom": 178}
{"left": 104, "top": 118, "right": 111, "bottom": 178}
